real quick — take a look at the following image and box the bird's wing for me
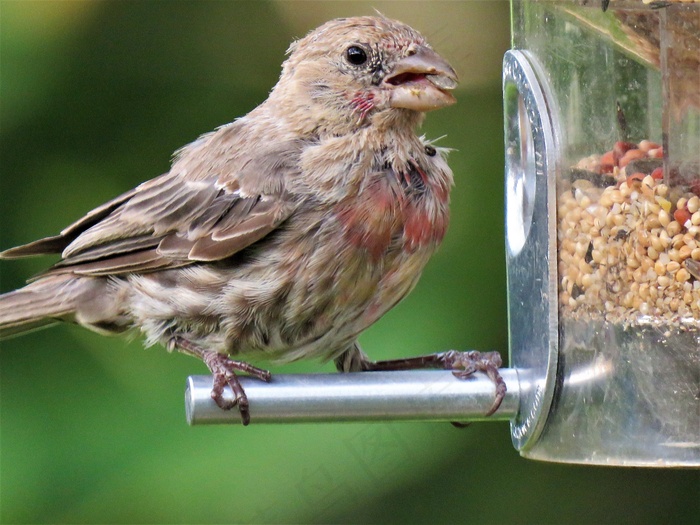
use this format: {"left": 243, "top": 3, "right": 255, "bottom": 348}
{"left": 0, "top": 188, "right": 139, "bottom": 258}
{"left": 2, "top": 138, "right": 300, "bottom": 276}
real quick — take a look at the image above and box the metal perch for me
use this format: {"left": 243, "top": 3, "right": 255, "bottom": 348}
{"left": 185, "top": 369, "right": 519, "bottom": 425}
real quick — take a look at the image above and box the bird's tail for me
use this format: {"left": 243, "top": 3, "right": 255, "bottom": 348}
{"left": 0, "top": 275, "right": 81, "bottom": 339}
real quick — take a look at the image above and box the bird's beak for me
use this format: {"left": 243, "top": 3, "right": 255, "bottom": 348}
{"left": 384, "top": 46, "right": 458, "bottom": 112}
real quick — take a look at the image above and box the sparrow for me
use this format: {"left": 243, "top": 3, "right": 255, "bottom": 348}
{"left": 0, "top": 16, "right": 505, "bottom": 424}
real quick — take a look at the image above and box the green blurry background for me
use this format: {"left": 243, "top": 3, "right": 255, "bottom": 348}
{"left": 0, "top": 1, "right": 697, "bottom": 523}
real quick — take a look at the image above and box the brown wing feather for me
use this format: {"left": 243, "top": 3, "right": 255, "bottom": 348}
{"left": 1, "top": 235, "right": 73, "bottom": 259}
{"left": 0, "top": 188, "right": 137, "bottom": 258}
{"left": 37, "top": 189, "right": 294, "bottom": 276}
{"left": 3, "top": 130, "right": 302, "bottom": 276}
{"left": 60, "top": 172, "right": 218, "bottom": 257}
{"left": 51, "top": 235, "right": 160, "bottom": 267}
{"left": 189, "top": 198, "right": 292, "bottom": 260}
{"left": 45, "top": 251, "right": 185, "bottom": 277}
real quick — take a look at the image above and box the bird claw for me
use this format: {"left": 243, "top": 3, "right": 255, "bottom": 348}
{"left": 203, "top": 352, "right": 272, "bottom": 425}
{"left": 171, "top": 336, "right": 271, "bottom": 426}
{"left": 440, "top": 350, "right": 506, "bottom": 417}
{"left": 353, "top": 347, "right": 507, "bottom": 418}
{"left": 209, "top": 367, "right": 244, "bottom": 411}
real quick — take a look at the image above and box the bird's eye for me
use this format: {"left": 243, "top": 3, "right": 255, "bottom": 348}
{"left": 345, "top": 46, "right": 368, "bottom": 66}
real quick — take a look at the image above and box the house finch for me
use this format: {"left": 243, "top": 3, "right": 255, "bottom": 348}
{"left": 0, "top": 16, "right": 504, "bottom": 424}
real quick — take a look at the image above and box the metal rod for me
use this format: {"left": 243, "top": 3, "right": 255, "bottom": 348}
{"left": 185, "top": 369, "right": 519, "bottom": 425}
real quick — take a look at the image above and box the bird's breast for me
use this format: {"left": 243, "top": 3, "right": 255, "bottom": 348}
{"left": 334, "top": 159, "right": 450, "bottom": 261}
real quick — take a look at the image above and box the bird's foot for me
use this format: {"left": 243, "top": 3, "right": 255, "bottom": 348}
{"left": 203, "top": 352, "right": 272, "bottom": 425}
{"left": 357, "top": 349, "right": 506, "bottom": 417}
{"left": 439, "top": 350, "right": 506, "bottom": 417}
{"left": 170, "top": 336, "right": 271, "bottom": 425}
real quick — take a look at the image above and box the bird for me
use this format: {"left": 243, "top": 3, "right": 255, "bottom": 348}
{"left": 0, "top": 15, "right": 504, "bottom": 425}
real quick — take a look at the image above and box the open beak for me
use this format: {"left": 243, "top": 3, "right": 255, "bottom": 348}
{"left": 385, "top": 46, "right": 458, "bottom": 112}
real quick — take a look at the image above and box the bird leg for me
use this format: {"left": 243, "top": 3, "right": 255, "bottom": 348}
{"left": 170, "top": 336, "right": 271, "bottom": 425}
{"left": 337, "top": 348, "right": 506, "bottom": 417}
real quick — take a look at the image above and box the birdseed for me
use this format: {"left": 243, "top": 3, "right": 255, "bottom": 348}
{"left": 558, "top": 140, "right": 700, "bottom": 329}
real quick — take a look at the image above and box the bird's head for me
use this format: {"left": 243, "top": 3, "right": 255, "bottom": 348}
{"left": 269, "top": 16, "right": 458, "bottom": 134}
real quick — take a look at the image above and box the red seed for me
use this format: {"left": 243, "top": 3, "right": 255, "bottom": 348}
{"left": 600, "top": 151, "right": 616, "bottom": 173}
{"left": 638, "top": 140, "right": 660, "bottom": 153}
{"left": 648, "top": 147, "right": 663, "bottom": 158}
{"left": 613, "top": 141, "right": 636, "bottom": 158}
{"left": 619, "top": 149, "right": 646, "bottom": 168}
{"left": 626, "top": 172, "right": 645, "bottom": 186}
{"left": 651, "top": 167, "right": 664, "bottom": 180}
{"left": 674, "top": 208, "right": 691, "bottom": 227}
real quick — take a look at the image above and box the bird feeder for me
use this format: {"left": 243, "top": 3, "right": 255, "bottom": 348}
{"left": 505, "top": 0, "right": 699, "bottom": 466}
{"left": 186, "top": 0, "right": 699, "bottom": 468}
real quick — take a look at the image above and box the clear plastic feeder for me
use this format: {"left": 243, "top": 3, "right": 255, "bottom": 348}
{"left": 505, "top": 0, "right": 699, "bottom": 466}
